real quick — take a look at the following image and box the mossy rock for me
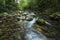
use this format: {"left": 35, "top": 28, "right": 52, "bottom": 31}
{"left": 36, "top": 18, "right": 45, "bottom": 25}
{"left": 55, "top": 12, "right": 60, "bottom": 17}
{"left": 49, "top": 12, "right": 60, "bottom": 21}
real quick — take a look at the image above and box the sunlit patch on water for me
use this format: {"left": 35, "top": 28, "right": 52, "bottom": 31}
{"left": 45, "top": 21, "right": 52, "bottom": 26}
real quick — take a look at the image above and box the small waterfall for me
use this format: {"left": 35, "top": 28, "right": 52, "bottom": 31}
{"left": 25, "top": 18, "right": 37, "bottom": 29}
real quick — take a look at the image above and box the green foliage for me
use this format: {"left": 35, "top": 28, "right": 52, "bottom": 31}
{"left": 18, "top": 0, "right": 39, "bottom": 10}
{"left": 0, "top": 0, "right": 19, "bottom": 12}
{"left": 0, "top": 0, "right": 60, "bottom": 13}
{"left": 36, "top": 0, "right": 60, "bottom": 12}
{"left": 17, "top": 0, "right": 60, "bottom": 12}
{"left": 43, "top": 8, "right": 55, "bottom": 14}
{"left": 19, "top": 0, "right": 29, "bottom": 10}
{"left": 5, "top": 0, "right": 19, "bottom": 11}
{"left": 0, "top": 13, "right": 4, "bottom": 16}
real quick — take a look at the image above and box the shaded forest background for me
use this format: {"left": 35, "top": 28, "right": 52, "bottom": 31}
{"left": 0, "top": 0, "right": 60, "bottom": 12}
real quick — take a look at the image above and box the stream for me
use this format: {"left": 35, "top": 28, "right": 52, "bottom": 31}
{"left": 20, "top": 11, "right": 48, "bottom": 40}
{"left": 9, "top": 11, "right": 48, "bottom": 40}
{"left": 23, "top": 18, "right": 48, "bottom": 40}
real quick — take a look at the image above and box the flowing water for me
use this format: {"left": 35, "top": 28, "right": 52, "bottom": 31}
{"left": 23, "top": 18, "right": 48, "bottom": 40}
{"left": 9, "top": 11, "right": 48, "bottom": 40}
{"left": 20, "top": 12, "right": 48, "bottom": 40}
{"left": 24, "top": 18, "right": 37, "bottom": 29}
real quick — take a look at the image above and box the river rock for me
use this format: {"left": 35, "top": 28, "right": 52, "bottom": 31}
{"left": 36, "top": 18, "right": 45, "bottom": 25}
{"left": 26, "top": 18, "right": 33, "bottom": 21}
{"left": 20, "top": 16, "right": 26, "bottom": 20}
{"left": 49, "top": 12, "right": 60, "bottom": 21}
{"left": 22, "top": 11, "right": 28, "bottom": 16}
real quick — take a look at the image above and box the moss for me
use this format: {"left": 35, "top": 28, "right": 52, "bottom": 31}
{"left": 36, "top": 18, "right": 45, "bottom": 25}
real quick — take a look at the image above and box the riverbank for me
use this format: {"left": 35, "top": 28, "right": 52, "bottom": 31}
{"left": 0, "top": 11, "right": 60, "bottom": 40}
